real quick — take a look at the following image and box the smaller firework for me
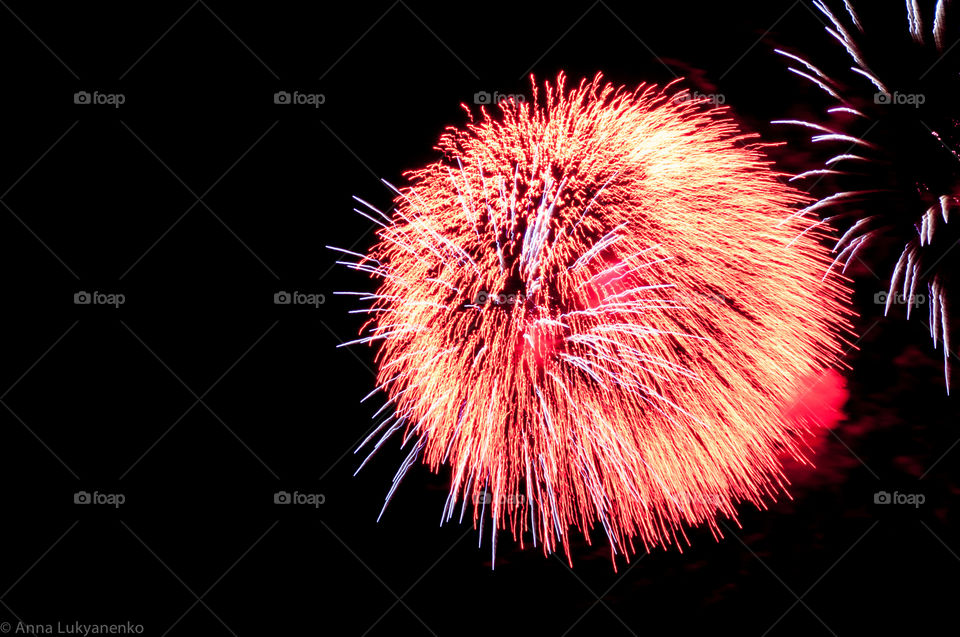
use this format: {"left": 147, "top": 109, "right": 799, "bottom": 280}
{"left": 776, "top": 0, "right": 960, "bottom": 391}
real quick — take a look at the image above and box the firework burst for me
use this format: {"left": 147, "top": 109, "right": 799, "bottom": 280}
{"left": 776, "top": 0, "right": 960, "bottom": 391}
{"left": 336, "top": 73, "right": 851, "bottom": 567}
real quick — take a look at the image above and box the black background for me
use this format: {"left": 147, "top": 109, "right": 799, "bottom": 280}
{"left": 1, "top": 1, "right": 958, "bottom": 635}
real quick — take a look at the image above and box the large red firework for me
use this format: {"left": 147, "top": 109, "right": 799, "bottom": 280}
{"left": 339, "top": 73, "right": 852, "bottom": 567}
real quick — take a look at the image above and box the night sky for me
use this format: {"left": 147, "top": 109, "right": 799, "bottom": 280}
{"left": 0, "top": 1, "right": 958, "bottom": 635}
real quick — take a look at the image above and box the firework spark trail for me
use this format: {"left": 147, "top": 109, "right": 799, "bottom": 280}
{"left": 777, "top": 0, "right": 960, "bottom": 392}
{"left": 339, "top": 73, "right": 852, "bottom": 567}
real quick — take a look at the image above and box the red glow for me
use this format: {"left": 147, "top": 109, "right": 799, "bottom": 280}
{"left": 780, "top": 369, "right": 851, "bottom": 482}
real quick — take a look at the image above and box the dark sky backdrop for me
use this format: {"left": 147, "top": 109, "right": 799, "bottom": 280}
{"left": 0, "top": 1, "right": 957, "bottom": 635}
